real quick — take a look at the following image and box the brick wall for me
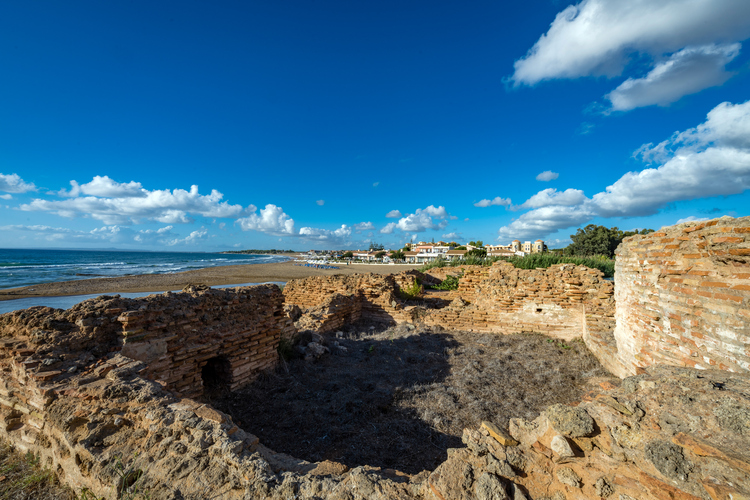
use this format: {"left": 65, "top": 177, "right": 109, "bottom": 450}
{"left": 612, "top": 216, "right": 750, "bottom": 377}
{"left": 421, "top": 262, "right": 615, "bottom": 341}
{"left": 0, "top": 284, "right": 289, "bottom": 400}
{"left": 283, "top": 272, "right": 423, "bottom": 327}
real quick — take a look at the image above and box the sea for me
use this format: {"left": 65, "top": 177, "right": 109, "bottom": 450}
{"left": 0, "top": 248, "right": 289, "bottom": 314}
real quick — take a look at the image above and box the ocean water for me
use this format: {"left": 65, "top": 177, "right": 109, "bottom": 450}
{"left": 0, "top": 248, "right": 288, "bottom": 290}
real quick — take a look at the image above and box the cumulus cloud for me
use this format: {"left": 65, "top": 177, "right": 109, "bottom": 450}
{"left": 237, "top": 204, "right": 295, "bottom": 235}
{"left": 594, "top": 100, "right": 750, "bottom": 216}
{"left": 60, "top": 176, "right": 146, "bottom": 198}
{"left": 512, "top": 0, "right": 750, "bottom": 110}
{"left": 0, "top": 173, "right": 36, "bottom": 193}
{"left": 380, "top": 222, "right": 397, "bottom": 234}
{"left": 442, "top": 232, "right": 460, "bottom": 240}
{"left": 167, "top": 228, "right": 208, "bottom": 246}
{"left": 606, "top": 44, "right": 740, "bottom": 111}
{"left": 518, "top": 188, "right": 586, "bottom": 210}
{"left": 385, "top": 210, "right": 402, "bottom": 218}
{"left": 536, "top": 171, "right": 559, "bottom": 181}
{"left": 497, "top": 100, "right": 750, "bottom": 241}
{"left": 0, "top": 194, "right": 11, "bottom": 200}
{"left": 382, "top": 205, "right": 452, "bottom": 234}
{"left": 474, "top": 197, "right": 512, "bottom": 208}
{"left": 22, "top": 180, "right": 245, "bottom": 225}
{"left": 354, "top": 222, "right": 375, "bottom": 231}
{"left": 316, "top": 200, "right": 325, "bottom": 206}
{"left": 299, "top": 224, "right": 352, "bottom": 244}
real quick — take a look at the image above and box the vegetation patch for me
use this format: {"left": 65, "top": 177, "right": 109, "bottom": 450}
{"left": 0, "top": 440, "right": 74, "bottom": 500}
{"left": 418, "top": 253, "right": 615, "bottom": 277}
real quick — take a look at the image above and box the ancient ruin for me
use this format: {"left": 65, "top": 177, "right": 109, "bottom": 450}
{"left": 0, "top": 216, "right": 749, "bottom": 499}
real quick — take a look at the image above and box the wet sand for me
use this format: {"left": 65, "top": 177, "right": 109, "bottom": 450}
{"left": 0, "top": 260, "right": 421, "bottom": 301}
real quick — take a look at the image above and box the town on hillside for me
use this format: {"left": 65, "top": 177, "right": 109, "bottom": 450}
{"left": 301, "top": 239, "right": 547, "bottom": 264}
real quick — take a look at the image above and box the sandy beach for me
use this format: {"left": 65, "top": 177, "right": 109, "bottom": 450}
{"left": 0, "top": 260, "right": 421, "bottom": 301}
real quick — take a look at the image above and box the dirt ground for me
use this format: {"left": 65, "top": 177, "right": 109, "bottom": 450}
{"left": 212, "top": 322, "right": 616, "bottom": 475}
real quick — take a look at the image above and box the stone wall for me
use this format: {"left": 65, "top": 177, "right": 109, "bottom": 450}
{"left": 421, "top": 262, "right": 615, "bottom": 342}
{"left": 283, "top": 272, "right": 423, "bottom": 329}
{"left": 0, "top": 284, "right": 290, "bottom": 400}
{"left": 611, "top": 216, "right": 750, "bottom": 378}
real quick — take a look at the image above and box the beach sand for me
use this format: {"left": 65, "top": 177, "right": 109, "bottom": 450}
{"left": 0, "top": 260, "right": 421, "bottom": 301}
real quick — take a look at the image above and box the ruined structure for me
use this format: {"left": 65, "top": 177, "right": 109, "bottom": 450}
{"left": 0, "top": 216, "right": 748, "bottom": 499}
{"left": 610, "top": 216, "right": 750, "bottom": 378}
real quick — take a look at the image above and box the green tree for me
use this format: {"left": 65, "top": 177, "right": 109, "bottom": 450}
{"left": 374, "top": 251, "right": 386, "bottom": 259}
{"left": 342, "top": 251, "right": 354, "bottom": 259}
{"left": 390, "top": 250, "right": 405, "bottom": 260}
{"left": 564, "top": 225, "right": 654, "bottom": 257}
{"left": 466, "top": 248, "right": 487, "bottom": 258}
{"left": 369, "top": 242, "right": 384, "bottom": 251}
{"left": 468, "top": 240, "right": 484, "bottom": 248}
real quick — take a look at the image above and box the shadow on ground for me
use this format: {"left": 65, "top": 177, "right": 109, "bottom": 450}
{"left": 210, "top": 322, "right": 613, "bottom": 474}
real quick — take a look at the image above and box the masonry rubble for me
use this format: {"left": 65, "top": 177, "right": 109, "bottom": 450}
{"left": 0, "top": 215, "right": 748, "bottom": 499}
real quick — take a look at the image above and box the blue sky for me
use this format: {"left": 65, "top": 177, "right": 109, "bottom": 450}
{"left": 2, "top": 0, "right": 750, "bottom": 251}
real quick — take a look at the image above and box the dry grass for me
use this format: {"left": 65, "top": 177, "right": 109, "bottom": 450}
{"left": 0, "top": 440, "right": 75, "bottom": 500}
{"left": 213, "top": 322, "right": 614, "bottom": 474}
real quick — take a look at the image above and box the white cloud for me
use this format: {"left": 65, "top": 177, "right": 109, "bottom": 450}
{"left": 518, "top": 188, "right": 586, "bottom": 209}
{"left": 167, "top": 228, "right": 208, "bottom": 246}
{"left": 606, "top": 44, "right": 740, "bottom": 111}
{"left": 676, "top": 216, "right": 710, "bottom": 224}
{"left": 237, "top": 204, "right": 295, "bottom": 235}
{"left": 387, "top": 205, "right": 452, "bottom": 233}
{"left": 498, "top": 202, "right": 597, "bottom": 242}
{"left": 594, "top": 100, "right": 750, "bottom": 217}
{"left": 0, "top": 194, "right": 11, "bottom": 200}
{"left": 442, "top": 232, "right": 460, "bottom": 240}
{"left": 354, "top": 222, "right": 375, "bottom": 231}
{"left": 385, "top": 210, "right": 402, "bottom": 218}
{"left": 536, "top": 171, "right": 559, "bottom": 182}
{"left": 299, "top": 224, "right": 352, "bottom": 243}
{"left": 22, "top": 181, "right": 245, "bottom": 225}
{"left": 373, "top": 181, "right": 380, "bottom": 187}
{"left": 60, "top": 175, "right": 146, "bottom": 198}
{"left": 380, "top": 222, "right": 397, "bottom": 234}
{"left": 474, "top": 197, "right": 512, "bottom": 208}
{"left": 497, "top": 99, "right": 750, "bottom": 240}
{"left": 316, "top": 200, "right": 325, "bottom": 206}
{"left": 512, "top": 0, "right": 750, "bottom": 110}
{"left": 0, "top": 173, "right": 36, "bottom": 193}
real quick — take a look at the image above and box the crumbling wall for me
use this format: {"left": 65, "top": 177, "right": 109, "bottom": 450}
{"left": 283, "top": 272, "right": 422, "bottom": 327}
{"left": 421, "top": 262, "right": 615, "bottom": 341}
{"left": 612, "top": 216, "right": 750, "bottom": 378}
{"left": 0, "top": 284, "right": 290, "bottom": 400}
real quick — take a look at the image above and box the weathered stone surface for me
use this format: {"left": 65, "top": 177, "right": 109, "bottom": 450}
{"left": 545, "top": 403, "right": 595, "bottom": 438}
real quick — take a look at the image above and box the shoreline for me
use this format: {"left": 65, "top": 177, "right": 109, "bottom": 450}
{"left": 0, "top": 260, "right": 421, "bottom": 302}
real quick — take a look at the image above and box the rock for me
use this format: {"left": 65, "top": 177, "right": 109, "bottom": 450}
{"left": 482, "top": 421, "right": 518, "bottom": 447}
{"left": 594, "top": 477, "right": 614, "bottom": 497}
{"left": 474, "top": 472, "right": 509, "bottom": 500}
{"left": 550, "top": 435, "right": 574, "bottom": 458}
{"left": 304, "top": 342, "right": 329, "bottom": 361}
{"left": 544, "top": 404, "right": 595, "bottom": 438}
{"left": 645, "top": 440, "right": 693, "bottom": 482}
{"left": 556, "top": 467, "right": 581, "bottom": 487}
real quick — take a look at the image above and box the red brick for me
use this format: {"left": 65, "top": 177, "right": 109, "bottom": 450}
{"left": 683, "top": 253, "right": 702, "bottom": 259}
{"left": 664, "top": 244, "right": 681, "bottom": 249}
{"left": 712, "top": 236, "right": 744, "bottom": 244}
{"left": 702, "top": 281, "right": 730, "bottom": 288}
{"left": 728, "top": 248, "right": 750, "bottom": 255}
{"left": 687, "top": 270, "right": 710, "bottom": 276}
{"left": 731, "top": 284, "right": 750, "bottom": 291}
{"left": 713, "top": 293, "right": 743, "bottom": 303}
{"left": 733, "top": 227, "right": 750, "bottom": 233}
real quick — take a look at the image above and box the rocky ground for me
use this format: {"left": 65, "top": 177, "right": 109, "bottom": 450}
{"left": 211, "top": 321, "right": 614, "bottom": 474}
